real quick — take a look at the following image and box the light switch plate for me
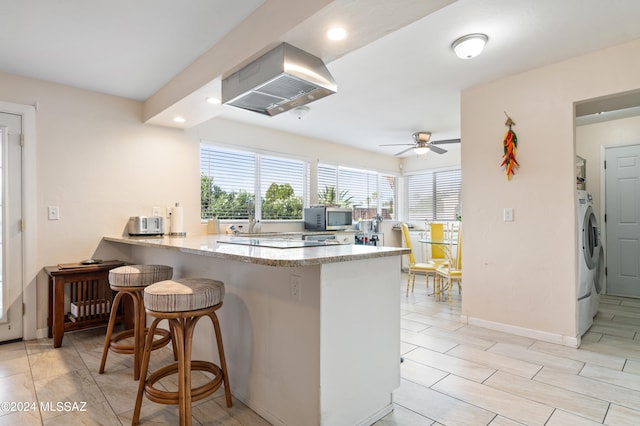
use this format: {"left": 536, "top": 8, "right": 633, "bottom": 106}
{"left": 48, "top": 206, "right": 60, "bottom": 220}
{"left": 503, "top": 207, "right": 514, "bottom": 222}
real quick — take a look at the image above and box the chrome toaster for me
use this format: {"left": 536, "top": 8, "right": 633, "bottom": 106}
{"left": 128, "top": 216, "right": 164, "bottom": 236}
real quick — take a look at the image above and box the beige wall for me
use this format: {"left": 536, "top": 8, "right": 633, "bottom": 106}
{"left": 192, "top": 117, "right": 399, "bottom": 173}
{"left": 0, "top": 71, "right": 400, "bottom": 334}
{"left": 11, "top": 36, "right": 640, "bottom": 342}
{"left": 461, "top": 38, "right": 640, "bottom": 344}
{"left": 0, "top": 72, "right": 200, "bottom": 333}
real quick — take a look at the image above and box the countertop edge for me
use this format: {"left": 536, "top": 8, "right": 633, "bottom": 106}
{"left": 102, "top": 235, "right": 410, "bottom": 267}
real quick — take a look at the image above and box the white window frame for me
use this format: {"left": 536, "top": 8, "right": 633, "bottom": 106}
{"left": 200, "top": 142, "right": 308, "bottom": 222}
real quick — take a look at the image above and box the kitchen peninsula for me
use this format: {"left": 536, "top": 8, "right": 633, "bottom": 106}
{"left": 102, "top": 234, "right": 409, "bottom": 426}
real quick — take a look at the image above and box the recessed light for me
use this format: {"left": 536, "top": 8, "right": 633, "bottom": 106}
{"left": 327, "top": 27, "right": 347, "bottom": 41}
{"left": 206, "top": 97, "right": 221, "bottom": 105}
{"left": 173, "top": 116, "right": 186, "bottom": 123}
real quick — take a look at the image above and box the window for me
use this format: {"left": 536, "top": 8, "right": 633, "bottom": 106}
{"left": 317, "top": 165, "right": 341, "bottom": 204}
{"left": 200, "top": 144, "right": 306, "bottom": 220}
{"left": 260, "top": 155, "right": 306, "bottom": 220}
{"left": 378, "top": 174, "right": 396, "bottom": 220}
{"left": 407, "top": 169, "right": 461, "bottom": 221}
{"left": 201, "top": 146, "right": 255, "bottom": 219}
{"left": 318, "top": 164, "right": 396, "bottom": 220}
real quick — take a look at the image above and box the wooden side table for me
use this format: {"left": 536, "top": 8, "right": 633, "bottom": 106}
{"left": 45, "top": 260, "right": 129, "bottom": 348}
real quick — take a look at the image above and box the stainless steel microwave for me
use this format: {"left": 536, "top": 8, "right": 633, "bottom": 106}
{"left": 304, "top": 206, "right": 353, "bottom": 231}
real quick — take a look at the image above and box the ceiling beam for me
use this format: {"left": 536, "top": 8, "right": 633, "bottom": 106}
{"left": 143, "top": 0, "right": 334, "bottom": 123}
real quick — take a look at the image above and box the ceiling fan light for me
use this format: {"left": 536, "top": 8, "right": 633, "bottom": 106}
{"left": 412, "top": 131, "right": 431, "bottom": 143}
{"left": 414, "top": 146, "right": 430, "bottom": 155}
{"left": 452, "top": 33, "right": 488, "bottom": 59}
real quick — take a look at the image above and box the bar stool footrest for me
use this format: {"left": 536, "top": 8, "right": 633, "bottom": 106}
{"left": 144, "top": 361, "right": 223, "bottom": 405}
{"left": 109, "top": 328, "right": 172, "bottom": 354}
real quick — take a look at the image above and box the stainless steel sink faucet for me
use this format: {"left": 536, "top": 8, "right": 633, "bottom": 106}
{"left": 247, "top": 199, "right": 256, "bottom": 233}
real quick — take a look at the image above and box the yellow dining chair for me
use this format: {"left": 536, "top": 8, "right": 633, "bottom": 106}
{"left": 428, "top": 223, "right": 449, "bottom": 266}
{"left": 401, "top": 223, "right": 437, "bottom": 296}
{"left": 435, "top": 224, "right": 462, "bottom": 304}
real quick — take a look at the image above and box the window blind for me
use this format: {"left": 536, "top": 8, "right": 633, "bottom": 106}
{"left": 317, "top": 164, "right": 337, "bottom": 201}
{"left": 379, "top": 174, "right": 396, "bottom": 219}
{"left": 408, "top": 169, "right": 461, "bottom": 221}
{"left": 201, "top": 145, "right": 255, "bottom": 219}
{"left": 200, "top": 144, "right": 307, "bottom": 220}
{"left": 318, "top": 163, "right": 396, "bottom": 219}
{"left": 339, "top": 167, "right": 377, "bottom": 220}
{"left": 260, "top": 155, "right": 305, "bottom": 220}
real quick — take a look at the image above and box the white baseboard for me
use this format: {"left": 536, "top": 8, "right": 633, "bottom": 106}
{"left": 232, "top": 388, "right": 393, "bottom": 426}
{"left": 229, "top": 389, "right": 285, "bottom": 426}
{"left": 357, "top": 403, "right": 393, "bottom": 426}
{"left": 35, "top": 327, "right": 50, "bottom": 340}
{"left": 460, "top": 315, "right": 579, "bottom": 348}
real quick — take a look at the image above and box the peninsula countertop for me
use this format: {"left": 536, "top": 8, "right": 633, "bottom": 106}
{"left": 101, "top": 233, "right": 405, "bottom": 424}
{"left": 103, "top": 234, "right": 409, "bottom": 267}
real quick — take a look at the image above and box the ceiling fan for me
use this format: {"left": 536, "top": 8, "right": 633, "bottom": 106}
{"left": 380, "top": 131, "right": 461, "bottom": 156}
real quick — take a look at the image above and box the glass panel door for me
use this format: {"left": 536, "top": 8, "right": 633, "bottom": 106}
{"left": 0, "top": 112, "right": 23, "bottom": 341}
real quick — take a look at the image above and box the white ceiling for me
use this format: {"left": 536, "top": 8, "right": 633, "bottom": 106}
{"left": 3, "top": 0, "right": 640, "bottom": 156}
{"left": 0, "top": 0, "right": 266, "bottom": 100}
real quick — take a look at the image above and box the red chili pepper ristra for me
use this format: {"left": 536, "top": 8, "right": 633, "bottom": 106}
{"left": 501, "top": 120, "right": 518, "bottom": 180}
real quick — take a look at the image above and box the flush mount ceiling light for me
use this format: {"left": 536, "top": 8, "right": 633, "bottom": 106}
{"left": 206, "top": 97, "right": 221, "bottom": 105}
{"left": 452, "top": 33, "right": 488, "bottom": 59}
{"left": 173, "top": 116, "right": 186, "bottom": 123}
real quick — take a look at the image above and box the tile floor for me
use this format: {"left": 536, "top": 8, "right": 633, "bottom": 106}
{"left": 0, "top": 276, "right": 639, "bottom": 425}
{"left": 389, "top": 278, "right": 640, "bottom": 426}
{"left": 0, "top": 324, "right": 270, "bottom": 425}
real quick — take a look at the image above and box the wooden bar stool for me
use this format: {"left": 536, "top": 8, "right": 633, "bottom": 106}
{"left": 132, "top": 278, "right": 232, "bottom": 426}
{"left": 99, "top": 264, "right": 175, "bottom": 380}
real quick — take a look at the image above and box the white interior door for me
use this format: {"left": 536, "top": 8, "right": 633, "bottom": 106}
{"left": 605, "top": 144, "right": 640, "bottom": 298}
{"left": 0, "top": 112, "right": 23, "bottom": 341}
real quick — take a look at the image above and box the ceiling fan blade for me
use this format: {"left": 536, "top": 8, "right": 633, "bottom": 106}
{"left": 382, "top": 135, "right": 458, "bottom": 155}
{"left": 431, "top": 138, "right": 461, "bottom": 145}
{"left": 428, "top": 144, "right": 448, "bottom": 154}
{"left": 394, "top": 146, "right": 415, "bottom": 156}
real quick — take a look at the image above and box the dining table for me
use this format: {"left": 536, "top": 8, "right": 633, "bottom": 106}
{"left": 418, "top": 238, "right": 459, "bottom": 300}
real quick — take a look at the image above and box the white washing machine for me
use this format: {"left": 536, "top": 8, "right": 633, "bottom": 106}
{"left": 592, "top": 245, "right": 604, "bottom": 319}
{"left": 577, "top": 190, "right": 601, "bottom": 336}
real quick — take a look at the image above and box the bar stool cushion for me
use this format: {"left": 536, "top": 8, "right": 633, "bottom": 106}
{"left": 144, "top": 278, "right": 225, "bottom": 312}
{"left": 109, "top": 264, "right": 173, "bottom": 288}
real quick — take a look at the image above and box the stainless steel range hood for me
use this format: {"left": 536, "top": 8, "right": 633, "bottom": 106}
{"left": 222, "top": 43, "right": 337, "bottom": 116}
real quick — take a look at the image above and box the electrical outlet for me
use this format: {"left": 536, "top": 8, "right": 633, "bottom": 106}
{"left": 48, "top": 206, "right": 60, "bottom": 220}
{"left": 290, "top": 275, "right": 302, "bottom": 301}
{"left": 152, "top": 206, "right": 161, "bottom": 217}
